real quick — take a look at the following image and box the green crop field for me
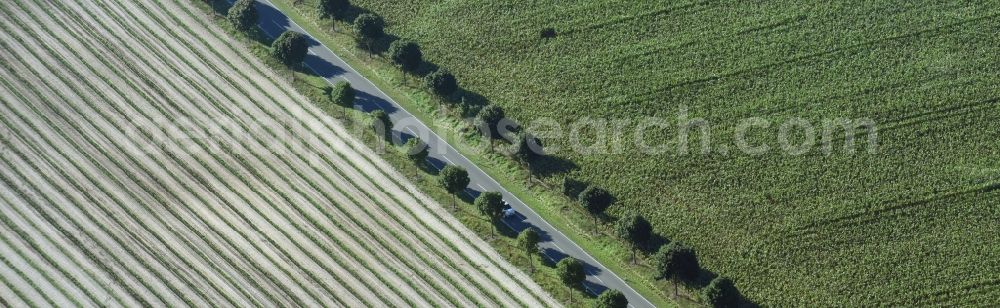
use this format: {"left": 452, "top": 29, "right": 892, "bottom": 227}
{"left": 343, "top": 0, "right": 1000, "bottom": 306}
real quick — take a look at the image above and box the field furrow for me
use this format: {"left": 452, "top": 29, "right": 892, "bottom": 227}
{"left": 0, "top": 13, "right": 320, "bottom": 306}
{"left": 0, "top": 202, "right": 107, "bottom": 306}
{"left": 2, "top": 72, "right": 260, "bottom": 308}
{"left": 0, "top": 14, "right": 258, "bottom": 308}
{"left": 0, "top": 271, "right": 31, "bottom": 308}
{"left": 0, "top": 185, "right": 138, "bottom": 307}
{"left": 0, "top": 225, "right": 76, "bottom": 307}
{"left": 0, "top": 139, "right": 178, "bottom": 307}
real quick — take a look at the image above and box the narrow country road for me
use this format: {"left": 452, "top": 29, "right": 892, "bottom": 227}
{"left": 248, "top": 1, "right": 656, "bottom": 306}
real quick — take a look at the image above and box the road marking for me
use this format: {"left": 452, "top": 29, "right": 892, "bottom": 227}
{"left": 552, "top": 243, "right": 565, "bottom": 251}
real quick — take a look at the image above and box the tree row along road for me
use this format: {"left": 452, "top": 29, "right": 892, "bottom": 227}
{"left": 0, "top": 0, "right": 557, "bottom": 306}
{"left": 245, "top": 0, "right": 656, "bottom": 307}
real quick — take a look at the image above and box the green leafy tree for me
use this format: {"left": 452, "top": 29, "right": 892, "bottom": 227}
{"left": 474, "top": 192, "right": 505, "bottom": 237}
{"left": 353, "top": 13, "right": 384, "bottom": 54}
{"left": 271, "top": 30, "right": 310, "bottom": 67}
{"left": 475, "top": 105, "right": 505, "bottom": 151}
{"left": 702, "top": 276, "right": 740, "bottom": 308}
{"left": 404, "top": 137, "right": 429, "bottom": 176}
{"left": 556, "top": 257, "right": 586, "bottom": 304}
{"left": 438, "top": 165, "right": 470, "bottom": 211}
{"left": 595, "top": 289, "right": 628, "bottom": 308}
{"left": 424, "top": 68, "right": 458, "bottom": 99}
{"left": 655, "top": 242, "right": 701, "bottom": 297}
{"left": 516, "top": 228, "right": 540, "bottom": 273}
{"left": 227, "top": 0, "right": 258, "bottom": 34}
{"left": 512, "top": 132, "right": 543, "bottom": 180}
{"left": 578, "top": 185, "right": 612, "bottom": 228}
{"left": 388, "top": 40, "right": 423, "bottom": 75}
{"left": 318, "top": 0, "right": 350, "bottom": 20}
{"left": 329, "top": 81, "right": 356, "bottom": 116}
{"left": 615, "top": 213, "right": 653, "bottom": 264}
{"left": 371, "top": 109, "right": 391, "bottom": 140}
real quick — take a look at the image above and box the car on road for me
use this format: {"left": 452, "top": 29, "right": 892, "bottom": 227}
{"left": 502, "top": 200, "right": 516, "bottom": 218}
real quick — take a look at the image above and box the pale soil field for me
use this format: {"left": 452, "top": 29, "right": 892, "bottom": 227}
{"left": 0, "top": 0, "right": 558, "bottom": 306}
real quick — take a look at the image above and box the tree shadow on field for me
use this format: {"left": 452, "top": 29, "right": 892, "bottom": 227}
{"left": 340, "top": 6, "right": 375, "bottom": 25}
{"left": 639, "top": 230, "right": 760, "bottom": 307}
{"left": 454, "top": 89, "right": 490, "bottom": 118}
{"left": 356, "top": 33, "right": 401, "bottom": 56}
{"left": 643, "top": 232, "right": 671, "bottom": 254}
{"left": 528, "top": 155, "right": 579, "bottom": 178}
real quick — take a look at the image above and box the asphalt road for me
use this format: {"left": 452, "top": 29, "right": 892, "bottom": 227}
{"left": 249, "top": 1, "right": 655, "bottom": 306}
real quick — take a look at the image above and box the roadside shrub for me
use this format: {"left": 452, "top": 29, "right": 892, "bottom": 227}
{"left": 227, "top": 0, "right": 258, "bottom": 33}
{"left": 371, "top": 109, "right": 391, "bottom": 139}
{"left": 424, "top": 68, "right": 458, "bottom": 98}
{"left": 578, "top": 185, "right": 612, "bottom": 226}
{"left": 270, "top": 30, "right": 310, "bottom": 66}
{"left": 439, "top": 165, "right": 470, "bottom": 211}
{"left": 388, "top": 40, "right": 423, "bottom": 73}
{"left": 353, "top": 13, "right": 384, "bottom": 52}
{"left": 595, "top": 289, "right": 628, "bottom": 308}
{"left": 475, "top": 105, "right": 505, "bottom": 149}
{"left": 615, "top": 212, "right": 652, "bottom": 264}
{"left": 655, "top": 241, "right": 700, "bottom": 296}
{"left": 702, "top": 276, "right": 740, "bottom": 308}
{"left": 329, "top": 81, "right": 356, "bottom": 115}
{"left": 556, "top": 257, "right": 586, "bottom": 303}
